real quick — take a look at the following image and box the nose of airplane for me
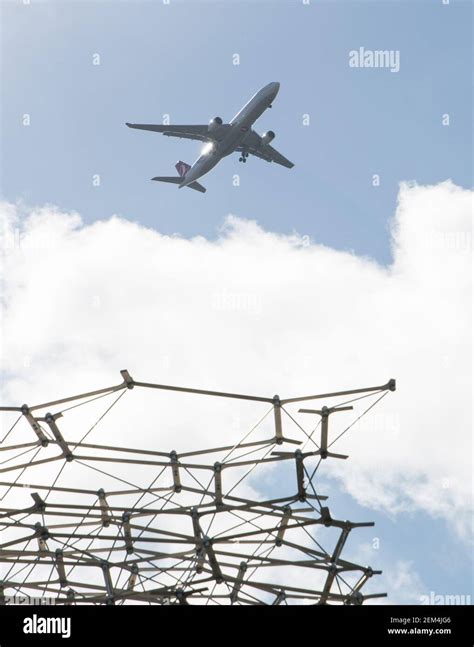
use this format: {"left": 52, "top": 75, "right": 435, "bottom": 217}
{"left": 269, "top": 82, "right": 280, "bottom": 96}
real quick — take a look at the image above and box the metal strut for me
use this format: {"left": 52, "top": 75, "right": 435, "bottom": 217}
{"left": 275, "top": 506, "right": 292, "bottom": 546}
{"left": 348, "top": 566, "right": 377, "bottom": 602}
{"left": 203, "top": 536, "right": 223, "bottom": 583}
{"left": 97, "top": 489, "right": 112, "bottom": 527}
{"left": 298, "top": 405, "right": 353, "bottom": 459}
{"left": 21, "top": 405, "right": 48, "bottom": 446}
{"left": 191, "top": 507, "right": 206, "bottom": 573}
{"left": 273, "top": 395, "right": 284, "bottom": 444}
{"left": 65, "top": 589, "right": 75, "bottom": 605}
{"left": 127, "top": 565, "right": 139, "bottom": 591}
{"left": 34, "top": 522, "right": 49, "bottom": 556}
{"left": 42, "top": 413, "right": 74, "bottom": 462}
{"left": 230, "top": 561, "right": 247, "bottom": 603}
{"left": 331, "top": 523, "right": 351, "bottom": 563}
{"left": 272, "top": 590, "right": 286, "bottom": 605}
{"left": 319, "top": 563, "right": 338, "bottom": 604}
{"left": 295, "top": 450, "right": 306, "bottom": 501}
{"left": 214, "top": 462, "right": 223, "bottom": 506}
{"left": 55, "top": 549, "right": 67, "bottom": 587}
{"left": 120, "top": 369, "right": 135, "bottom": 389}
{"left": 101, "top": 562, "right": 115, "bottom": 605}
{"left": 122, "top": 512, "right": 134, "bottom": 554}
{"left": 191, "top": 507, "right": 201, "bottom": 540}
{"left": 30, "top": 492, "right": 46, "bottom": 513}
{"left": 169, "top": 451, "right": 181, "bottom": 493}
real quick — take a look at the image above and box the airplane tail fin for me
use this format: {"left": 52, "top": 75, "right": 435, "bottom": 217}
{"left": 151, "top": 161, "right": 206, "bottom": 193}
{"left": 175, "top": 160, "right": 192, "bottom": 177}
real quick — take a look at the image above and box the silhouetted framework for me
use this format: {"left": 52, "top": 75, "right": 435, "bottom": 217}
{"left": 0, "top": 372, "right": 396, "bottom": 605}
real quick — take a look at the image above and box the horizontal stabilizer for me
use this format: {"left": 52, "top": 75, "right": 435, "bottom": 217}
{"left": 187, "top": 181, "right": 206, "bottom": 193}
{"left": 151, "top": 176, "right": 181, "bottom": 185}
{"left": 151, "top": 176, "right": 206, "bottom": 193}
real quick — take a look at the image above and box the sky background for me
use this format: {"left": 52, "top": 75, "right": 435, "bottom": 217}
{"left": 1, "top": 0, "right": 472, "bottom": 605}
{"left": 1, "top": 0, "right": 472, "bottom": 263}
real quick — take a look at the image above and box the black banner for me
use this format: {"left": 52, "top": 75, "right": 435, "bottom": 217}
{"left": 0, "top": 604, "right": 472, "bottom": 644}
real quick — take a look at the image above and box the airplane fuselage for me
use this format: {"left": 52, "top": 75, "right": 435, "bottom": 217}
{"left": 180, "top": 82, "right": 280, "bottom": 188}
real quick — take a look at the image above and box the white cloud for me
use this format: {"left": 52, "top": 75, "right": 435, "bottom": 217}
{"left": 0, "top": 180, "right": 472, "bottom": 553}
{"left": 374, "top": 560, "right": 427, "bottom": 606}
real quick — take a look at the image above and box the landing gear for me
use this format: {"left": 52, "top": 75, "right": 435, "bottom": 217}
{"left": 239, "top": 151, "right": 249, "bottom": 163}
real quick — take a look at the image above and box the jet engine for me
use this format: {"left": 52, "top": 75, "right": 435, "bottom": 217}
{"left": 208, "top": 117, "right": 223, "bottom": 132}
{"left": 261, "top": 130, "right": 275, "bottom": 145}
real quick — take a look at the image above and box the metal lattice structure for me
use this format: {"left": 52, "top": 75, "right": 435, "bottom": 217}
{"left": 0, "top": 371, "right": 396, "bottom": 605}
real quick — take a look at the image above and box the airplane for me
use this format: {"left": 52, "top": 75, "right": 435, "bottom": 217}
{"left": 126, "top": 82, "right": 294, "bottom": 194}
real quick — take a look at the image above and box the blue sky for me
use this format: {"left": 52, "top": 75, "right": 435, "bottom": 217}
{"left": 2, "top": 0, "right": 472, "bottom": 263}
{"left": 1, "top": 0, "right": 472, "bottom": 604}
{"left": 258, "top": 463, "right": 473, "bottom": 604}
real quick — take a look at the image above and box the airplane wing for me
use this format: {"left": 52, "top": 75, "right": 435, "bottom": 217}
{"left": 237, "top": 130, "right": 294, "bottom": 169}
{"left": 126, "top": 123, "right": 231, "bottom": 143}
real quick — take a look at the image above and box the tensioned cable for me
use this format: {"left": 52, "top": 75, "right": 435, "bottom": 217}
{"left": 328, "top": 391, "right": 389, "bottom": 448}
{"left": 0, "top": 414, "right": 22, "bottom": 444}
{"left": 59, "top": 388, "right": 126, "bottom": 415}
{"left": 0, "top": 446, "right": 43, "bottom": 501}
{"left": 76, "top": 389, "right": 128, "bottom": 446}
{"left": 281, "top": 407, "right": 320, "bottom": 450}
